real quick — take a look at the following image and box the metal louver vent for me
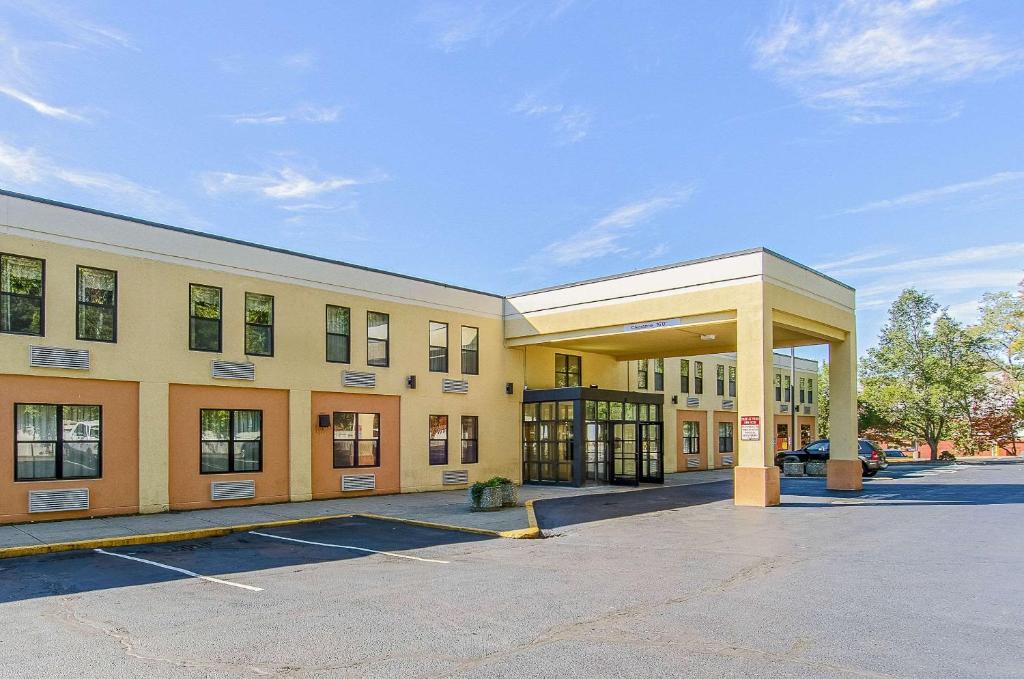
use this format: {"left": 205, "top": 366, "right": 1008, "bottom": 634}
{"left": 343, "top": 370, "right": 376, "bottom": 388}
{"left": 210, "top": 480, "right": 256, "bottom": 501}
{"left": 722, "top": 399, "right": 735, "bottom": 409}
{"left": 442, "top": 470, "right": 469, "bottom": 485}
{"left": 28, "top": 488, "right": 89, "bottom": 513}
{"left": 686, "top": 457, "right": 700, "bottom": 468}
{"left": 29, "top": 346, "right": 90, "bottom": 370}
{"left": 442, "top": 379, "right": 469, "bottom": 394}
{"left": 803, "top": 405, "right": 812, "bottom": 415}
{"left": 341, "top": 474, "right": 376, "bottom": 492}
{"left": 780, "top": 404, "right": 790, "bottom": 413}
{"left": 686, "top": 397, "right": 700, "bottom": 408}
{"left": 721, "top": 455, "right": 734, "bottom": 466}
{"left": 211, "top": 361, "right": 255, "bottom": 381}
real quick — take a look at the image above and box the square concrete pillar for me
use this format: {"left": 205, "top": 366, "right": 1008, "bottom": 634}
{"left": 289, "top": 389, "right": 313, "bottom": 502}
{"left": 734, "top": 305, "right": 780, "bottom": 506}
{"left": 138, "top": 381, "right": 169, "bottom": 514}
{"left": 827, "top": 333, "right": 862, "bottom": 491}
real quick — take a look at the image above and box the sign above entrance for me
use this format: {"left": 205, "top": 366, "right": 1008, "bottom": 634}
{"left": 624, "top": 318, "right": 682, "bottom": 332}
{"left": 740, "top": 415, "right": 761, "bottom": 441}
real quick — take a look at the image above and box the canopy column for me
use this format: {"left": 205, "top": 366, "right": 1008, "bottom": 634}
{"left": 733, "top": 304, "right": 780, "bottom": 506}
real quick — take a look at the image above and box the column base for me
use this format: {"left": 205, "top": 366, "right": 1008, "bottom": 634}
{"left": 826, "top": 459, "right": 863, "bottom": 491}
{"left": 734, "top": 466, "right": 781, "bottom": 507}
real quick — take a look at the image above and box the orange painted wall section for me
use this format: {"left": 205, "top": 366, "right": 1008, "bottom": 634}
{"left": 675, "top": 409, "right": 706, "bottom": 472}
{"left": 311, "top": 391, "right": 401, "bottom": 499}
{"left": 713, "top": 410, "right": 737, "bottom": 468}
{"left": 0, "top": 375, "right": 139, "bottom": 523}
{"left": 168, "top": 384, "right": 290, "bottom": 510}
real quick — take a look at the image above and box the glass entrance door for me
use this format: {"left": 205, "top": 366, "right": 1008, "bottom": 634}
{"left": 610, "top": 421, "right": 638, "bottom": 486}
{"left": 640, "top": 422, "right": 663, "bottom": 483}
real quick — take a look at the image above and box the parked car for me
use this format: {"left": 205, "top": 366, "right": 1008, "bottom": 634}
{"left": 884, "top": 449, "right": 908, "bottom": 458}
{"left": 775, "top": 439, "right": 888, "bottom": 477}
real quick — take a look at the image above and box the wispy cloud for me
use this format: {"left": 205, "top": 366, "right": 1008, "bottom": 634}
{"left": 752, "top": 0, "right": 1021, "bottom": 121}
{"left": 419, "top": 0, "right": 575, "bottom": 52}
{"left": 812, "top": 247, "right": 897, "bottom": 272}
{"left": 222, "top": 105, "right": 342, "bottom": 126}
{"left": 282, "top": 50, "right": 317, "bottom": 70}
{"left": 513, "top": 94, "right": 591, "bottom": 144}
{"left": 834, "top": 242, "right": 1024, "bottom": 278}
{"left": 0, "top": 84, "right": 85, "bottom": 121}
{"left": 837, "top": 170, "right": 1024, "bottom": 215}
{"left": 201, "top": 164, "right": 386, "bottom": 209}
{"left": 540, "top": 186, "right": 695, "bottom": 265}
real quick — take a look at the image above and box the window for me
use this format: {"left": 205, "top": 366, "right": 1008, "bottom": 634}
{"left": 244, "top": 292, "right": 274, "bottom": 356}
{"left": 728, "top": 366, "right": 736, "bottom": 398}
{"left": 694, "top": 361, "right": 704, "bottom": 394}
{"left": 429, "top": 415, "right": 448, "bottom": 465}
{"left": 332, "top": 412, "right": 379, "bottom": 468}
{"left": 799, "top": 377, "right": 806, "bottom": 403}
{"left": 680, "top": 359, "right": 690, "bottom": 393}
{"left": 807, "top": 379, "right": 814, "bottom": 404}
{"left": 637, "top": 360, "right": 649, "bottom": 389}
{"left": 1, "top": 253, "right": 44, "bottom": 336}
{"left": 718, "top": 422, "right": 734, "bottom": 453}
{"left": 200, "top": 409, "right": 262, "bottom": 473}
{"left": 76, "top": 266, "right": 116, "bottom": 342}
{"left": 554, "top": 353, "right": 581, "bottom": 387}
{"left": 326, "top": 305, "right": 351, "bottom": 363}
{"left": 429, "top": 321, "right": 448, "bottom": 372}
{"left": 716, "top": 364, "right": 725, "bottom": 396}
{"left": 654, "top": 358, "right": 664, "bottom": 391}
{"left": 461, "top": 415, "right": 479, "bottom": 464}
{"left": 774, "top": 373, "right": 782, "bottom": 401}
{"left": 784, "top": 375, "right": 792, "bottom": 403}
{"left": 800, "top": 424, "right": 812, "bottom": 447}
{"left": 461, "top": 326, "right": 479, "bottom": 374}
{"left": 189, "top": 284, "right": 222, "bottom": 352}
{"left": 682, "top": 421, "right": 700, "bottom": 454}
{"left": 15, "top": 404, "right": 101, "bottom": 480}
{"left": 367, "top": 311, "right": 389, "bottom": 367}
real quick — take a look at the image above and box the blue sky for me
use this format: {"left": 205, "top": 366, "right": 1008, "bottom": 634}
{"left": 1, "top": 0, "right": 1022, "bottom": 360}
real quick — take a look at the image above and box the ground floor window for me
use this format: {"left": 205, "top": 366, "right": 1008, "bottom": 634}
{"left": 429, "top": 415, "right": 448, "bottom": 465}
{"left": 800, "top": 423, "right": 812, "bottom": 447}
{"left": 200, "top": 409, "right": 262, "bottom": 473}
{"left": 461, "top": 416, "right": 478, "bottom": 464}
{"left": 333, "top": 412, "right": 380, "bottom": 468}
{"left": 682, "top": 421, "right": 700, "bottom": 454}
{"left": 776, "top": 423, "right": 789, "bottom": 449}
{"left": 15, "top": 404, "right": 101, "bottom": 480}
{"left": 718, "top": 422, "right": 734, "bottom": 453}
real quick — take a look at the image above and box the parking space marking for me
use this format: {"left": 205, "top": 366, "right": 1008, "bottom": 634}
{"left": 94, "top": 548, "right": 263, "bottom": 592}
{"left": 248, "top": 531, "right": 450, "bottom": 564}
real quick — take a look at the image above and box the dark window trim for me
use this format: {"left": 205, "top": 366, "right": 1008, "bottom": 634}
{"left": 461, "top": 415, "right": 479, "bottom": 464}
{"left": 718, "top": 422, "right": 734, "bottom": 453}
{"left": 680, "top": 359, "right": 689, "bottom": 393}
{"left": 199, "top": 408, "right": 263, "bottom": 474}
{"left": 0, "top": 252, "right": 45, "bottom": 337}
{"left": 461, "top": 325, "right": 479, "bottom": 375}
{"left": 554, "top": 353, "right": 581, "bottom": 388}
{"left": 75, "top": 265, "right": 117, "bottom": 343}
{"left": 189, "top": 283, "right": 223, "bottom": 353}
{"left": 429, "top": 414, "right": 448, "bottom": 465}
{"left": 428, "top": 320, "right": 449, "bottom": 373}
{"left": 367, "top": 310, "right": 390, "bottom": 367}
{"left": 332, "top": 411, "right": 380, "bottom": 468}
{"left": 775, "top": 374, "right": 782, "bottom": 401}
{"left": 681, "top": 420, "right": 700, "bottom": 454}
{"left": 325, "top": 304, "right": 351, "bottom": 364}
{"left": 637, "top": 360, "right": 649, "bottom": 389}
{"left": 716, "top": 364, "right": 725, "bottom": 396}
{"left": 244, "top": 291, "right": 275, "bottom": 357}
{"left": 694, "top": 361, "right": 704, "bottom": 395}
{"left": 14, "top": 403, "right": 102, "bottom": 481}
{"left": 653, "top": 358, "right": 664, "bottom": 392}
{"left": 728, "top": 366, "right": 736, "bottom": 398}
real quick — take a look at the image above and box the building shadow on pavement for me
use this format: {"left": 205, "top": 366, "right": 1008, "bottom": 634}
{"left": 780, "top": 482, "right": 1024, "bottom": 508}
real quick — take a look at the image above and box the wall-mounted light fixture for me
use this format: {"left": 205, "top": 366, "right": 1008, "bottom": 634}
{"left": 671, "top": 395, "right": 678, "bottom": 404}
{"left": 407, "top": 375, "right": 417, "bottom": 389}
{"left": 505, "top": 382, "right": 514, "bottom": 395}
{"left": 317, "top": 414, "right": 331, "bottom": 428}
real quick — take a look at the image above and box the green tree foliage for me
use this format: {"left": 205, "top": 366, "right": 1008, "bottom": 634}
{"left": 816, "top": 363, "right": 829, "bottom": 438}
{"left": 859, "top": 289, "right": 988, "bottom": 461}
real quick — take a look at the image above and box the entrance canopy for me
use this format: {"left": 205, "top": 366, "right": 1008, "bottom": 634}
{"left": 504, "top": 248, "right": 859, "bottom": 506}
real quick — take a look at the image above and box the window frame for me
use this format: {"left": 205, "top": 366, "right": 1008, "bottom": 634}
{"left": 189, "top": 283, "right": 223, "bottom": 353}
{"left": 681, "top": 420, "right": 700, "bottom": 454}
{"left": 74, "top": 265, "right": 118, "bottom": 343}
{"left": 428, "top": 414, "right": 448, "bottom": 465}
{"left": 461, "top": 325, "right": 479, "bottom": 375}
{"left": 461, "top": 415, "right": 479, "bottom": 464}
{"left": 728, "top": 366, "right": 736, "bottom": 398}
{"left": 428, "top": 321, "right": 449, "bottom": 373}
{"left": 808, "top": 379, "right": 814, "bottom": 404}
{"left": 0, "top": 253, "right": 45, "bottom": 337}
{"left": 367, "top": 311, "right": 390, "bottom": 367}
{"left": 554, "top": 353, "right": 581, "bottom": 388}
{"left": 718, "top": 422, "right": 734, "bottom": 453}
{"left": 716, "top": 364, "right": 725, "bottom": 396}
{"left": 799, "top": 377, "right": 806, "bottom": 404}
{"left": 244, "top": 292, "right": 275, "bottom": 357}
{"left": 694, "top": 361, "right": 704, "bottom": 395}
{"left": 680, "top": 359, "right": 690, "bottom": 394}
{"left": 774, "top": 373, "right": 782, "bottom": 401}
{"left": 637, "top": 360, "right": 649, "bottom": 390}
{"left": 14, "top": 403, "right": 103, "bottom": 481}
{"left": 653, "top": 358, "right": 664, "bottom": 391}
{"left": 325, "top": 304, "right": 351, "bottom": 364}
{"left": 784, "top": 375, "right": 792, "bottom": 403}
{"left": 331, "top": 411, "right": 380, "bottom": 468}
{"left": 199, "top": 408, "right": 263, "bottom": 474}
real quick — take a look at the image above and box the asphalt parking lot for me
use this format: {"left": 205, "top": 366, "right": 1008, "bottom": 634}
{"left": 1, "top": 460, "right": 1022, "bottom": 678}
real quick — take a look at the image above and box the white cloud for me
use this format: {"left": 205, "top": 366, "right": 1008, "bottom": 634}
{"left": 419, "top": 0, "right": 575, "bottom": 52}
{"left": 514, "top": 94, "right": 591, "bottom": 144}
{"left": 858, "top": 269, "right": 1024, "bottom": 303}
{"left": 831, "top": 242, "right": 1024, "bottom": 278}
{"left": 0, "top": 84, "right": 85, "bottom": 121}
{"left": 752, "top": 0, "right": 1021, "bottom": 121}
{"left": 812, "top": 248, "right": 897, "bottom": 272}
{"left": 837, "top": 170, "right": 1024, "bottom": 215}
{"left": 223, "top": 105, "right": 342, "bottom": 126}
{"left": 202, "top": 165, "right": 384, "bottom": 203}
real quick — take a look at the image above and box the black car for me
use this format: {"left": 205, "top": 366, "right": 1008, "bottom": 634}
{"left": 775, "top": 438, "right": 888, "bottom": 477}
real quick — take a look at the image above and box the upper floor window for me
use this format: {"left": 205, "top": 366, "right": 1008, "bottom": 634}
{"left": 653, "top": 358, "right": 664, "bottom": 391}
{"left": 716, "top": 364, "right": 725, "bottom": 396}
{"left": 461, "top": 326, "right": 479, "bottom": 375}
{"left": 244, "top": 292, "right": 274, "bottom": 356}
{"left": 680, "top": 359, "right": 690, "bottom": 393}
{"left": 200, "top": 409, "right": 261, "bottom": 473}
{"left": 76, "top": 266, "right": 117, "bottom": 342}
{"left": 326, "top": 305, "right": 351, "bottom": 363}
{"left": 333, "top": 412, "right": 380, "bottom": 468}
{"left": 367, "top": 311, "right": 390, "bottom": 367}
{"left": 429, "top": 321, "right": 448, "bottom": 372}
{"left": 774, "top": 373, "right": 782, "bottom": 401}
{"left": 461, "top": 415, "right": 479, "bottom": 464}
{"left": 694, "top": 361, "right": 704, "bottom": 394}
{"left": 799, "top": 377, "right": 806, "bottom": 403}
{"left": 429, "top": 414, "right": 448, "bottom": 465}
{"left": 681, "top": 421, "right": 700, "bottom": 454}
{"left": 15, "top": 403, "right": 101, "bottom": 481}
{"left": 1, "top": 253, "right": 44, "bottom": 336}
{"left": 637, "top": 360, "right": 649, "bottom": 389}
{"left": 784, "top": 375, "right": 792, "bottom": 402}
{"left": 189, "top": 284, "right": 222, "bottom": 352}
{"left": 807, "top": 379, "right": 814, "bottom": 404}
{"left": 555, "top": 353, "right": 581, "bottom": 387}
{"left": 728, "top": 366, "right": 736, "bottom": 398}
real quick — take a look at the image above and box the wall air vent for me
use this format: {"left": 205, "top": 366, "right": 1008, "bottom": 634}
{"left": 210, "top": 480, "right": 256, "bottom": 501}
{"left": 211, "top": 360, "right": 255, "bottom": 381}
{"left": 28, "top": 488, "right": 89, "bottom": 513}
{"left": 442, "top": 379, "right": 469, "bottom": 394}
{"left": 686, "top": 457, "right": 700, "bottom": 468}
{"left": 780, "top": 404, "right": 789, "bottom": 414}
{"left": 442, "top": 470, "right": 469, "bottom": 485}
{"left": 721, "top": 455, "right": 734, "bottom": 466}
{"left": 803, "top": 405, "right": 812, "bottom": 415}
{"left": 29, "top": 346, "right": 89, "bottom": 370}
{"left": 686, "top": 397, "right": 700, "bottom": 408}
{"left": 343, "top": 370, "right": 376, "bottom": 388}
{"left": 722, "top": 399, "right": 735, "bottom": 409}
{"left": 341, "top": 474, "right": 376, "bottom": 492}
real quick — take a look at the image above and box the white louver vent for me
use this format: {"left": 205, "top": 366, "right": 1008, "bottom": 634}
{"left": 442, "top": 379, "right": 469, "bottom": 394}
{"left": 686, "top": 397, "right": 700, "bottom": 408}
{"left": 341, "top": 474, "right": 376, "bottom": 492}
{"left": 803, "top": 405, "right": 812, "bottom": 415}
{"left": 686, "top": 457, "right": 700, "bottom": 468}
{"left": 721, "top": 455, "right": 734, "bottom": 466}
{"left": 211, "top": 361, "right": 255, "bottom": 381}
{"left": 343, "top": 370, "right": 376, "bottom": 388}
{"left": 780, "top": 404, "right": 789, "bottom": 413}
{"left": 722, "top": 399, "right": 735, "bottom": 409}
{"left": 29, "top": 346, "right": 89, "bottom": 370}
{"left": 28, "top": 488, "right": 89, "bottom": 513}
{"left": 210, "top": 480, "right": 255, "bottom": 501}
{"left": 442, "top": 470, "right": 469, "bottom": 485}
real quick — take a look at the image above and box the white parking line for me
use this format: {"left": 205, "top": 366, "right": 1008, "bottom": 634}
{"left": 94, "top": 548, "right": 262, "bottom": 592}
{"left": 248, "top": 531, "right": 450, "bottom": 564}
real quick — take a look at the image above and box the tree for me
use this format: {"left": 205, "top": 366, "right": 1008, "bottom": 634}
{"left": 859, "top": 289, "right": 989, "bottom": 461}
{"left": 816, "top": 363, "right": 829, "bottom": 438}
{"left": 974, "top": 288, "right": 1024, "bottom": 447}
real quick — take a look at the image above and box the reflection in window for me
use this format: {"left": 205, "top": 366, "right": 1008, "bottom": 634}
{"left": 367, "top": 311, "right": 390, "bottom": 367}
{"left": 429, "top": 321, "right": 448, "bottom": 372}
{"left": 1, "top": 254, "right": 44, "bottom": 336}
{"left": 245, "top": 292, "right": 274, "bottom": 356}
{"left": 326, "top": 305, "right": 351, "bottom": 363}
{"left": 333, "top": 412, "right": 380, "bottom": 468}
{"left": 200, "top": 409, "right": 262, "bottom": 473}
{"left": 461, "top": 326, "right": 479, "bottom": 375}
{"left": 429, "top": 415, "right": 448, "bottom": 465}
{"left": 461, "top": 415, "right": 479, "bottom": 464}
{"left": 555, "top": 353, "right": 581, "bottom": 387}
{"left": 189, "top": 284, "right": 222, "bottom": 352}
{"left": 682, "top": 421, "right": 700, "bottom": 454}
{"left": 77, "top": 266, "right": 117, "bottom": 342}
{"left": 15, "top": 404, "right": 101, "bottom": 480}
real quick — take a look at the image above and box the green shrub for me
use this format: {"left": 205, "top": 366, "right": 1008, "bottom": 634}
{"left": 938, "top": 451, "right": 956, "bottom": 462}
{"left": 470, "top": 476, "right": 511, "bottom": 504}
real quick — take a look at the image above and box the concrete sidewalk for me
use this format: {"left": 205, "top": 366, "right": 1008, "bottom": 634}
{"left": 0, "top": 469, "right": 734, "bottom": 556}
